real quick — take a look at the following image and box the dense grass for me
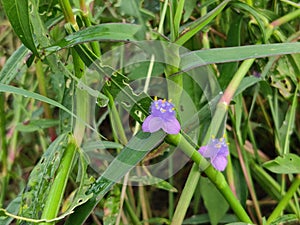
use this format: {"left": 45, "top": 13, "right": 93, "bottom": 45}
{"left": 0, "top": 0, "right": 299, "bottom": 225}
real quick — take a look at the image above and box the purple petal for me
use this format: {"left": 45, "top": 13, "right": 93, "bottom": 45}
{"left": 211, "top": 155, "right": 228, "bottom": 171}
{"left": 142, "top": 115, "right": 163, "bottom": 133}
{"left": 198, "top": 146, "right": 210, "bottom": 158}
{"left": 162, "top": 117, "right": 181, "bottom": 134}
{"left": 217, "top": 145, "right": 229, "bottom": 157}
{"left": 198, "top": 145, "right": 215, "bottom": 158}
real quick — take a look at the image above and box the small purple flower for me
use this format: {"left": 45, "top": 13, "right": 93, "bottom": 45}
{"left": 142, "top": 97, "right": 180, "bottom": 134}
{"left": 198, "top": 137, "right": 229, "bottom": 171}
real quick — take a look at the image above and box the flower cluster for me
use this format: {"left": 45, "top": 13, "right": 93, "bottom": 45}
{"left": 142, "top": 97, "right": 180, "bottom": 134}
{"left": 198, "top": 137, "right": 229, "bottom": 171}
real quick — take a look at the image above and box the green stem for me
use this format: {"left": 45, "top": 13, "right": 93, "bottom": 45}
{"left": 271, "top": 9, "right": 300, "bottom": 27}
{"left": 220, "top": 58, "right": 255, "bottom": 105}
{"left": 200, "top": 3, "right": 210, "bottom": 49}
{"left": 36, "top": 59, "right": 57, "bottom": 141}
{"left": 59, "top": 0, "right": 78, "bottom": 29}
{"left": 236, "top": 128, "right": 262, "bottom": 223}
{"left": 60, "top": 0, "right": 87, "bottom": 146}
{"left": 0, "top": 93, "right": 8, "bottom": 207}
{"left": 72, "top": 49, "right": 87, "bottom": 147}
{"left": 168, "top": 159, "right": 174, "bottom": 219}
{"left": 170, "top": 164, "right": 200, "bottom": 225}
{"left": 106, "top": 90, "right": 128, "bottom": 145}
{"left": 158, "top": 0, "right": 169, "bottom": 35}
{"left": 169, "top": 58, "right": 256, "bottom": 223}
{"left": 73, "top": 84, "right": 88, "bottom": 146}
{"left": 168, "top": 1, "right": 176, "bottom": 42}
{"left": 166, "top": 134, "right": 252, "bottom": 223}
{"left": 124, "top": 198, "right": 142, "bottom": 225}
{"left": 40, "top": 134, "right": 77, "bottom": 225}
{"left": 251, "top": 162, "right": 297, "bottom": 213}
{"left": 173, "top": 0, "right": 185, "bottom": 38}
{"left": 79, "top": 1, "right": 101, "bottom": 57}
{"left": 267, "top": 175, "right": 300, "bottom": 224}
{"left": 266, "top": 9, "right": 300, "bottom": 40}
{"left": 246, "top": 0, "right": 253, "bottom": 7}
{"left": 164, "top": 45, "right": 182, "bottom": 108}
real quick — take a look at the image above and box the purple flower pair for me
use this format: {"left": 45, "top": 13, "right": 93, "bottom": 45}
{"left": 142, "top": 97, "right": 229, "bottom": 171}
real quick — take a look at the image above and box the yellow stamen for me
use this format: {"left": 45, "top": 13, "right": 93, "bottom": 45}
{"left": 168, "top": 99, "right": 172, "bottom": 102}
{"left": 215, "top": 144, "right": 221, "bottom": 148}
{"left": 154, "top": 96, "right": 158, "bottom": 101}
{"left": 162, "top": 99, "right": 166, "bottom": 103}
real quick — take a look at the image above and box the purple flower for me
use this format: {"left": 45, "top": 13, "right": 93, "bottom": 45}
{"left": 198, "top": 137, "right": 229, "bottom": 171}
{"left": 142, "top": 97, "right": 180, "bottom": 134}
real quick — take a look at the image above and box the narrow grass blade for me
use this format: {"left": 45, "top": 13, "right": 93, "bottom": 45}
{"left": 180, "top": 43, "right": 300, "bottom": 71}
{"left": 46, "top": 23, "right": 142, "bottom": 52}
{"left": 174, "top": 0, "right": 230, "bottom": 46}
{"left": 0, "top": 45, "right": 30, "bottom": 84}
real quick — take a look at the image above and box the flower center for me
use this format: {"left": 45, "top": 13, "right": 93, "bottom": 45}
{"left": 150, "top": 99, "right": 175, "bottom": 120}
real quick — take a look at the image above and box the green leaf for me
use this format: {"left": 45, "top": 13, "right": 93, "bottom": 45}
{"left": 19, "top": 134, "right": 68, "bottom": 220}
{"left": 89, "top": 131, "right": 166, "bottom": 194}
{"left": 219, "top": 12, "right": 243, "bottom": 88}
{"left": 0, "top": 83, "right": 98, "bottom": 135}
{"left": 232, "top": 159, "right": 248, "bottom": 208}
{"left": 183, "top": 0, "right": 197, "bottom": 22}
{"left": 175, "top": 0, "right": 230, "bottom": 45}
{"left": 270, "top": 214, "right": 299, "bottom": 225}
{"left": 0, "top": 83, "right": 70, "bottom": 114}
{"left": 64, "top": 130, "right": 166, "bottom": 225}
{"left": 103, "top": 71, "right": 151, "bottom": 123}
{"left": 0, "top": 45, "right": 30, "bottom": 84}
{"left": 46, "top": 23, "right": 142, "bottom": 52}
{"left": 200, "top": 177, "right": 229, "bottom": 225}
{"left": 263, "top": 153, "right": 300, "bottom": 174}
{"left": 231, "top": 2, "right": 267, "bottom": 42}
{"left": 16, "top": 119, "right": 59, "bottom": 132}
{"left": 2, "top": 0, "right": 38, "bottom": 55}
{"left": 234, "top": 76, "right": 261, "bottom": 97}
{"left": 278, "top": 85, "right": 298, "bottom": 153}
{"left": 129, "top": 176, "right": 178, "bottom": 192}
{"left": 118, "top": 0, "right": 154, "bottom": 23}
{"left": 181, "top": 43, "right": 300, "bottom": 71}
{"left": 83, "top": 141, "right": 124, "bottom": 151}
{"left": 0, "top": 139, "right": 92, "bottom": 224}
